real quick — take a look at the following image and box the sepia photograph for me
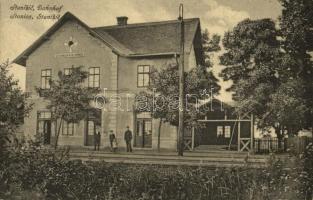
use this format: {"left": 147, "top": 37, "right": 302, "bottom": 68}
{"left": 0, "top": 0, "right": 312, "bottom": 199}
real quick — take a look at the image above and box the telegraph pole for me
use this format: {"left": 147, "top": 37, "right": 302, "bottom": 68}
{"left": 178, "top": 4, "right": 185, "bottom": 156}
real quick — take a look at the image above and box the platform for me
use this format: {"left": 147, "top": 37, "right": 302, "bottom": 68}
{"left": 61, "top": 146, "right": 272, "bottom": 168}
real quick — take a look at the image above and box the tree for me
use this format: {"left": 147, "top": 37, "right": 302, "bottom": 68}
{"left": 135, "top": 32, "right": 221, "bottom": 151}
{"left": 202, "top": 29, "right": 221, "bottom": 92}
{"left": 220, "top": 17, "right": 310, "bottom": 143}
{"left": 265, "top": 79, "right": 308, "bottom": 138}
{"left": 220, "top": 19, "right": 289, "bottom": 140}
{"left": 0, "top": 60, "right": 32, "bottom": 152}
{"left": 135, "top": 64, "right": 213, "bottom": 151}
{"left": 37, "top": 66, "right": 100, "bottom": 149}
{"left": 279, "top": 0, "right": 313, "bottom": 135}
{"left": 220, "top": 18, "right": 281, "bottom": 103}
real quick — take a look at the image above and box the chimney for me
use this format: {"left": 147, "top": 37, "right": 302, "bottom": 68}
{"left": 117, "top": 16, "right": 128, "bottom": 26}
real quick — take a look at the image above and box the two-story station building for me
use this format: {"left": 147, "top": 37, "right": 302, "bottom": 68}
{"left": 13, "top": 12, "right": 204, "bottom": 150}
{"left": 14, "top": 12, "right": 253, "bottom": 151}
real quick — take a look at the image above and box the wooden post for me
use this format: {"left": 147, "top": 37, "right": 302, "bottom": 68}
{"left": 192, "top": 127, "right": 195, "bottom": 151}
{"left": 133, "top": 105, "right": 137, "bottom": 148}
{"left": 237, "top": 116, "right": 241, "bottom": 152}
{"left": 84, "top": 111, "right": 89, "bottom": 146}
{"left": 250, "top": 114, "right": 254, "bottom": 153}
{"left": 178, "top": 4, "right": 185, "bottom": 156}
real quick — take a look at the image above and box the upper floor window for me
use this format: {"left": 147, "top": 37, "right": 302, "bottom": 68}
{"left": 41, "top": 69, "right": 51, "bottom": 89}
{"left": 62, "top": 121, "right": 75, "bottom": 136}
{"left": 137, "top": 65, "right": 150, "bottom": 87}
{"left": 88, "top": 67, "right": 100, "bottom": 88}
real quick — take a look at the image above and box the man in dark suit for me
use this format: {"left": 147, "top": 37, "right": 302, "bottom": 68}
{"left": 94, "top": 131, "right": 101, "bottom": 151}
{"left": 109, "top": 130, "right": 115, "bottom": 152}
{"left": 124, "top": 126, "right": 132, "bottom": 152}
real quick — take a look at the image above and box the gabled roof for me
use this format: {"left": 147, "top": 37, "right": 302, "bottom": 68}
{"left": 13, "top": 12, "right": 133, "bottom": 66}
{"left": 92, "top": 18, "right": 200, "bottom": 56}
{"left": 13, "top": 12, "right": 201, "bottom": 66}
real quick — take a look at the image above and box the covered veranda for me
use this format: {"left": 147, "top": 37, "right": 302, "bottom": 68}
{"left": 183, "top": 100, "right": 254, "bottom": 153}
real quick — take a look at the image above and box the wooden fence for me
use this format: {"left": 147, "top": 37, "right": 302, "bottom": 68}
{"left": 287, "top": 137, "right": 312, "bottom": 154}
{"left": 254, "top": 137, "right": 312, "bottom": 154}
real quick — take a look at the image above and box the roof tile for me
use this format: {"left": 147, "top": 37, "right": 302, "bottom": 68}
{"left": 92, "top": 18, "right": 199, "bottom": 55}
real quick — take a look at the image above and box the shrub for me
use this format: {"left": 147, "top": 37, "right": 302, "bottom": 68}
{"left": 0, "top": 143, "right": 297, "bottom": 200}
{"left": 299, "top": 142, "right": 313, "bottom": 200}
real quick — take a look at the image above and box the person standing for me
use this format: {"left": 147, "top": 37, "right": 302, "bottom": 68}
{"left": 94, "top": 131, "right": 101, "bottom": 151}
{"left": 109, "top": 130, "right": 115, "bottom": 152}
{"left": 112, "top": 137, "right": 118, "bottom": 152}
{"left": 124, "top": 126, "right": 132, "bottom": 152}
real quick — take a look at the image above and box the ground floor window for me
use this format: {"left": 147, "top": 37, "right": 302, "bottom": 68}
{"left": 62, "top": 121, "right": 75, "bottom": 136}
{"left": 216, "top": 125, "right": 231, "bottom": 138}
{"left": 217, "top": 126, "right": 223, "bottom": 137}
{"left": 224, "top": 126, "right": 231, "bottom": 138}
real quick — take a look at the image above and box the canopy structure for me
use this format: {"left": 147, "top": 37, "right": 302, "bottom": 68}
{"left": 184, "top": 99, "right": 255, "bottom": 152}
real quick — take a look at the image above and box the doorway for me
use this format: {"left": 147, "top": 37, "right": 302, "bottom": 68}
{"left": 38, "top": 120, "right": 51, "bottom": 144}
{"left": 37, "top": 111, "right": 52, "bottom": 145}
{"left": 135, "top": 119, "right": 152, "bottom": 148}
{"left": 84, "top": 109, "right": 101, "bottom": 146}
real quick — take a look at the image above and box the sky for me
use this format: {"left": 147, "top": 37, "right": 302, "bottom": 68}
{"left": 0, "top": 0, "right": 282, "bottom": 102}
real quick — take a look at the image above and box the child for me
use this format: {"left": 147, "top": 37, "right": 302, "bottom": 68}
{"left": 112, "top": 138, "right": 118, "bottom": 152}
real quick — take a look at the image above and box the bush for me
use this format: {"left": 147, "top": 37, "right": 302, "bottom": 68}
{"left": 299, "top": 142, "right": 313, "bottom": 200}
{"left": 0, "top": 143, "right": 297, "bottom": 200}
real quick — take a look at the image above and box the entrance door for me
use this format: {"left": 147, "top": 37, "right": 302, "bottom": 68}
{"left": 84, "top": 110, "right": 102, "bottom": 146}
{"left": 135, "top": 119, "right": 152, "bottom": 148}
{"left": 86, "top": 120, "right": 95, "bottom": 146}
{"left": 85, "top": 120, "right": 102, "bottom": 146}
{"left": 37, "top": 111, "right": 52, "bottom": 145}
{"left": 43, "top": 121, "right": 51, "bottom": 144}
{"left": 38, "top": 120, "right": 51, "bottom": 145}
